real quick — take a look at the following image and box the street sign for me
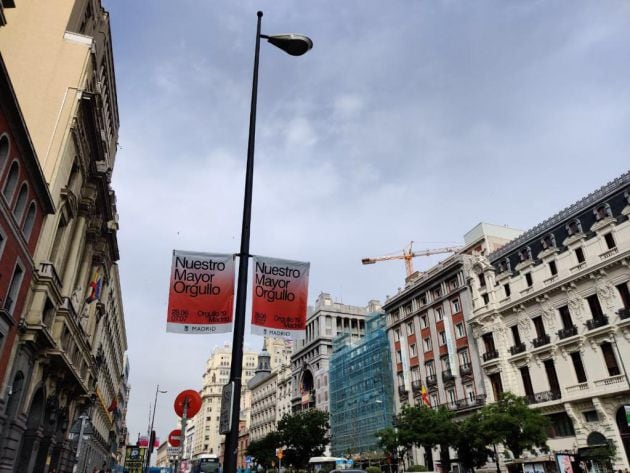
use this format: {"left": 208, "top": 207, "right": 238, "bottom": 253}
{"left": 168, "top": 429, "right": 182, "bottom": 447}
{"left": 174, "top": 390, "right": 202, "bottom": 418}
{"left": 219, "top": 381, "right": 235, "bottom": 434}
{"left": 167, "top": 446, "right": 182, "bottom": 457}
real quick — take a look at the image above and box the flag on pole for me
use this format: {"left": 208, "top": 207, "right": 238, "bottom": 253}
{"left": 421, "top": 385, "right": 431, "bottom": 407}
{"left": 86, "top": 269, "right": 103, "bottom": 304}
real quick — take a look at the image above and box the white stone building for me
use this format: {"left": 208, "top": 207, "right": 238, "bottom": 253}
{"left": 469, "top": 172, "right": 630, "bottom": 470}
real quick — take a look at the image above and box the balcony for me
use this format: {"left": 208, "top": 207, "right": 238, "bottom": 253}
{"left": 557, "top": 325, "right": 578, "bottom": 339}
{"left": 426, "top": 374, "right": 438, "bottom": 387}
{"left": 38, "top": 261, "right": 63, "bottom": 290}
{"left": 586, "top": 316, "right": 609, "bottom": 330}
{"left": 532, "top": 334, "right": 550, "bottom": 348}
{"left": 482, "top": 350, "right": 499, "bottom": 362}
{"left": 618, "top": 308, "right": 630, "bottom": 320}
{"left": 526, "top": 390, "right": 561, "bottom": 405}
{"left": 442, "top": 369, "right": 455, "bottom": 383}
{"left": 411, "top": 380, "right": 422, "bottom": 395}
{"left": 459, "top": 363, "right": 473, "bottom": 377}
{"left": 398, "top": 386, "right": 409, "bottom": 399}
{"left": 510, "top": 343, "right": 526, "bottom": 355}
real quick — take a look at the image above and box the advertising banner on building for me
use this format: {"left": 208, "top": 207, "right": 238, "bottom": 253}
{"left": 443, "top": 315, "right": 458, "bottom": 372}
{"left": 251, "top": 256, "right": 309, "bottom": 338}
{"left": 167, "top": 250, "right": 235, "bottom": 334}
{"left": 124, "top": 446, "right": 146, "bottom": 473}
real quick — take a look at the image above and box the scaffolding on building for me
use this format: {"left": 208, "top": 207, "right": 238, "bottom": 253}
{"left": 329, "top": 313, "right": 395, "bottom": 457}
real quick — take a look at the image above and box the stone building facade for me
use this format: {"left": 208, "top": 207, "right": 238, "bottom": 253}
{"left": 383, "top": 223, "right": 521, "bottom": 468}
{"left": 469, "top": 172, "right": 630, "bottom": 470}
{"left": 291, "top": 292, "right": 381, "bottom": 412}
{"left": 0, "top": 1, "right": 128, "bottom": 471}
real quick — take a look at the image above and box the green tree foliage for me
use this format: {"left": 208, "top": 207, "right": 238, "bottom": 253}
{"left": 480, "top": 392, "right": 550, "bottom": 459}
{"left": 277, "top": 409, "right": 330, "bottom": 469}
{"left": 396, "top": 405, "right": 458, "bottom": 471}
{"left": 455, "top": 411, "right": 494, "bottom": 472}
{"left": 246, "top": 431, "right": 283, "bottom": 468}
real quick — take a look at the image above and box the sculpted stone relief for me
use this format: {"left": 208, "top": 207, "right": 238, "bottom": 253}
{"left": 567, "top": 288, "right": 584, "bottom": 323}
{"left": 540, "top": 300, "right": 557, "bottom": 332}
{"left": 595, "top": 276, "right": 617, "bottom": 309}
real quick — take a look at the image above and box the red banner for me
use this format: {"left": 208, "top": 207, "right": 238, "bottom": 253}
{"left": 251, "top": 256, "right": 309, "bottom": 339}
{"left": 166, "top": 250, "right": 235, "bottom": 334}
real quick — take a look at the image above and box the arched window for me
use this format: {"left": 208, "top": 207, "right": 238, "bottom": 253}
{"left": 2, "top": 161, "right": 19, "bottom": 203}
{"left": 13, "top": 183, "right": 28, "bottom": 223}
{"left": 22, "top": 202, "right": 36, "bottom": 241}
{"left": 0, "top": 134, "right": 9, "bottom": 172}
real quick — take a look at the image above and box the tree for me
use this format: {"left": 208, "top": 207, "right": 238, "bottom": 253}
{"left": 396, "top": 405, "right": 458, "bottom": 471}
{"left": 455, "top": 411, "right": 494, "bottom": 473}
{"left": 246, "top": 431, "right": 283, "bottom": 468}
{"left": 480, "top": 393, "right": 550, "bottom": 459}
{"left": 376, "top": 427, "right": 410, "bottom": 469}
{"left": 277, "top": 409, "right": 330, "bottom": 469}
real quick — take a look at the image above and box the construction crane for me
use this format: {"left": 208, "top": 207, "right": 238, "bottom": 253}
{"left": 362, "top": 241, "right": 462, "bottom": 278}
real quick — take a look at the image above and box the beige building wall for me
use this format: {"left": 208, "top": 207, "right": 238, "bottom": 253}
{"left": 191, "top": 344, "right": 258, "bottom": 458}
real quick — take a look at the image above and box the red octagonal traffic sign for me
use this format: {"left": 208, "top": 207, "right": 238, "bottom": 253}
{"left": 168, "top": 429, "right": 182, "bottom": 447}
{"left": 174, "top": 389, "right": 202, "bottom": 418}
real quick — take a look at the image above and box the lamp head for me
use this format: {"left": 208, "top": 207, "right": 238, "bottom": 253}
{"left": 265, "top": 34, "right": 313, "bottom": 56}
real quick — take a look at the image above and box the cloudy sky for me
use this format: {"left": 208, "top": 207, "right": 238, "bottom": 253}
{"left": 106, "top": 0, "right": 630, "bottom": 447}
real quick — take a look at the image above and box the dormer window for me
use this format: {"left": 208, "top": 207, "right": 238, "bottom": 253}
{"left": 566, "top": 219, "right": 583, "bottom": 236}
{"left": 541, "top": 234, "right": 556, "bottom": 250}
{"left": 594, "top": 203, "right": 612, "bottom": 221}
{"left": 519, "top": 247, "right": 533, "bottom": 262}
{"left": 498, "top": 258, "right": 511, "bottom": 273}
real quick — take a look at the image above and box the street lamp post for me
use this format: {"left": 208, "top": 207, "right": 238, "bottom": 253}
{"left": 223, "top": 11, "right": 312, "bottom": 473}
{"left": 145, "top": 384, "right": 167, "bottom": 471}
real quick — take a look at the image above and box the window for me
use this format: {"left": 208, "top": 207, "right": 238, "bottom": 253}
{"left": 425, "top": 360, "right": 435, "bottom": 376}
{"left": 575, "top": 247, "right": 585, "bottom": 263}
{"left": 525, "top": 273, "right": 533, "bottom": 287}
{"left": 5, "top": 263, "right": 24, "bottom": 314}
{"left": 504, "top": 283, "right": 511, "bottom": 297}
{"left": 439, "top": 331, "right": 446, "bottom": 345}
{"left": 549, "top": 260, "right": 557, "bottom": 276}
{"left": 410, "top": 367, "right": 420, "bottom": 381}
{"left": 587, "top": 294, "right": 604, "bottom": 320}
{"left": 519, "top": 247, "right": 532, "bottom": 262}
{"left": 559, "top": 305, "right": 573, "bottom": 328}
{"left": 520, "top": 366, "right": 534, "bottom": 397}
{"left": 455, "top": 323, "right": 465, "bottom": 338}
{"left": 547, "top": 412, "right": 575, "bottom": 438}
{"left": 394, "top": 328, "right": 400, "bottom": 341}
{"left": 601, "top": 342, "right": 620, "bottom": 376}
{"left": 488, "top": 372, "right": 503, "bottom": 399}
{"left": 583, "top": 411, "right": 599, "bottom": 423}
{"left": 407, "top": 321, "right": 414, "bottom": 334}
{"left": 447, "top": 388, "right": 456, "bottom": 403}
{"left": 451, "top": 298, "right": 461, "bottom": 313}
{"left": 22, "top": 203, "right": 36, "bottom": 241}
{"left": 396, "top": 350, "right": 402, "bottom": 363}
{"left": 2, "top": 161, "right": 19, "bottom": 202}
{"left": 448, "top": 277, "right": 458, "bottom": 291}
{"left": 410, "top": 344, "right": 417, "bottom": 357}
{"left": 420, "top": 314, "right": 428, "bottom": 328}
{"left": 458, "top": 349, "right": 470, "bottom": 365}
{"left": 570, "top": 352, "right": 587, "bottom": 383}
{"left": 617, "top": 283, "right": 630, "bottom": 309}
{"left": 566, "top": 219, "right": 582, "bottom": 236}
{"left": 482, "top": 333, "right": 495, "bottom": 353}
{"left": 542, "top": 234, "right": 556, "bottom": 250}
{"left": 498, "top": 258, "right": 511, "bottom": 273}
{"left": 478, "top": 273, "right": 486, "bottom": 288}
{"left": 435, "top": 306, "right": 443, "bottom": 321}
{"left": 604, "top": 233, "right": 616, "bottom": 250}
{"left": 0, "top": 135, "right": 9, "bottom": 172}
{"left": 441, "top": 356, "right": 450, "bottom": 370}
{"left": 12, "top": 183, "right": 28, "bottom": 224}
{"left": 482, "top": 293, "right": 489, "bottom": 305}
{"left": 434, "top": 286, "right": 442, "bottom": 298}
{"left": 511, "top": 325, "right": 521, "bottom": 345}
{"left": 423, "top": 337, "right": 432, "bottom": 352}
{"left": 594, "top": 203, "right": 612, "bottom": 221}
{"left": 544, "top": 359, "right": 560, "bottom": 392}
{"left": 532, "top": 316, "right": 546, "bottom": 337}
{"left": 419, "top": 294, "right": 427, "bottom": 305}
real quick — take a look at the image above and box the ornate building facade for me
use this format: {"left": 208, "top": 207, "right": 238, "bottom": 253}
{"left": 0, "top": 1, "right": 128, "bottom": 472}
{"left": 291, "top": 293, "right": 380, "bottom": 413}
{"left": 469, "top": 173, "right": 630, "bottom": 470}
{"left": 383, "top": 222, "right": 521, "bottom": 468}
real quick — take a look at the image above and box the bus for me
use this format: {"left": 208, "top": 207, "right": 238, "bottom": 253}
{"left": 308, "top": 457, "right": 349, "bottom": 473}
{"left": 191, "top": 454, "right": 221, "bottom": 473}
